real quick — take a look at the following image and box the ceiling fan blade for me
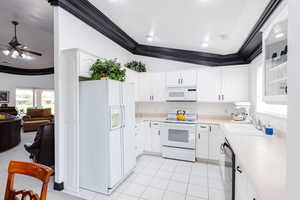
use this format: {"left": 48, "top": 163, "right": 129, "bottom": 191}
{"left": 19, "top": 48, "right": 42, "bottom": 56}
{"left": 0, "top": 44, "right": 9, "bottom": 49}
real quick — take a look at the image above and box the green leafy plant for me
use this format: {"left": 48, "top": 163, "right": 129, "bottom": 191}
{"left": 125, "top": 60, "right": 147, "bottom": 72}
{"left": 90, "top": 58, "right": 126, "bottom": 81}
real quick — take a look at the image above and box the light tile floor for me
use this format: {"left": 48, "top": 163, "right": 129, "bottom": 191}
{"left": 0, "top": 132, "right": 225, "bottom": 200}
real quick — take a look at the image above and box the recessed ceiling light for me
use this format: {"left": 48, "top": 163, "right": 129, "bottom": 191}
{"left": 275, "top": 33, "right": 284, "bottom": 39}
{"left": 146, "top": 35, "right": 154, "bottom": 42}
{"left": 201, "top": 42, "right": 209, "bottom": 48}
{"left": 219, "top": 34, "right": 229, "bottom": 40}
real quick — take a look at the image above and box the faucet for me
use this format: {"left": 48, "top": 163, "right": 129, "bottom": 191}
{"left": 256, "top": 119, "right": 265, "bottom": 131}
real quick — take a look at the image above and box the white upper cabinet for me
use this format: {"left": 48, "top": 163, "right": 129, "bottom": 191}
{"left": 180, "top": 71, "right": 198, "bottom": 86}
{"left": 166, "top": 71, "right": 182, "bottom": 86}
{"left": 198, "top": 69, "right": 222, "bottom": 102}
{"left": 138, "top": 72, "right": 166, "bottom": 102}
{"left": 197, "top": 67, "right": 248, "bottom": 102}
{"left": 263, "top": 6, "right": 288, "bottom": 104}
{"left": 166, "top": 70, "right": 197, "bottom": 87}
{"left": 79, "top": 50, "right": 98, "bottom": 78}
{"left": 222, "top": 67, "right": 248, "bottom": 102}
{"left": 125, "top": 68, "right": 139, "bottom": 101}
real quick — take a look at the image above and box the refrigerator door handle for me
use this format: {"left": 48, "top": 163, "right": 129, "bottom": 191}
{"left": 121, "top": 105, "right": 126, "bottom": 128}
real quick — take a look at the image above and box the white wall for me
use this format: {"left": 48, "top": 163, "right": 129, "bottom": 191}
{"left": 136, "top": 102, "right": 234, "bottom": 117}
{"left": 134, "top": 55, "right": 210, "bottom": 72}
{"left": 288, "top": 0, "right": 300, "bottom": 198}
{"left": 0, "top": 72, "right": 54, "bottom": 106}
{"left": 57, "top": 8, "right": 132, "bottom": 64}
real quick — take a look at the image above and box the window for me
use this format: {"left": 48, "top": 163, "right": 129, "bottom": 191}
{"left": 16, "top": 88, "right": 55, "bottom": 114}
{"left": 256, "top": 65, "right": 287, "bottom": 116}
{"left": 41, "top": 90, "right": 55, "bottom": 114}
{"left": 16, "top": 89, "right": 34, "bottom": 114}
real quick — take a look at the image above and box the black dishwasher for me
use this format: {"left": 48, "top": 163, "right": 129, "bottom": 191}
{"left": 222, "top": 139, "right": 235, "bottom": 200}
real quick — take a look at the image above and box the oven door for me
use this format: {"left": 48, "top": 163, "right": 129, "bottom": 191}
{"left": 161, "top": 123, "right": 196, "bottom": 149}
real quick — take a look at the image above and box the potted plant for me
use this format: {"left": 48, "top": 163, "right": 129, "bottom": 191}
{"left": 90, "top": 58, "right": 126, "bottom": 81}
{"left": 125, "top": 60, "right": 147, "bottom": 72}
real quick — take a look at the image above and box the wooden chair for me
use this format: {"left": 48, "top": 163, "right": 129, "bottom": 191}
{"left": 4, "top": 160, "right": 54, "bottom": 200}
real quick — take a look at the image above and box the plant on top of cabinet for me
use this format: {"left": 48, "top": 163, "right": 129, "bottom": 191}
{"left": 125, "top": 60, "right": 147, "bottom": 72}
{"left": 90, "top": 58, "right": 126, "bottom": 81}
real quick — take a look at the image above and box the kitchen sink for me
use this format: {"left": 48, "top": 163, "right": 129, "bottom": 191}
{"left": 222, "top": 123, "right": 265, "bottom": 136}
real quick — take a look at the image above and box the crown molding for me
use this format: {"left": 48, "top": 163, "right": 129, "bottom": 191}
{"left": 48, "top": 0, "right": 283, "bottom": 66}
{"left": 0, "top": 65, "right": 54, "bottom": 75}
{"left": 134, "top": 45, "right": 248, "bottom": 66}
{"left": 239, "top": 0, "right": 283, "bottom": 62}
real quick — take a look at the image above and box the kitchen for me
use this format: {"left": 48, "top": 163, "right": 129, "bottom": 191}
{"left": 52, "top": 0, "right": 288, "bottom": 200}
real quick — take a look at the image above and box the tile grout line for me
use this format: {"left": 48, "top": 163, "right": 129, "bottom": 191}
{"left": 139, "top": 156, "right": 168, "bottom": 200}
{"left": 161, "top": 159, "right": 179, "bottom": 200}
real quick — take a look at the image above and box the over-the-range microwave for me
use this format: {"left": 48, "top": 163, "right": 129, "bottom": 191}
{"left": 166, "top": 87, "right": 197, "bottom": 102}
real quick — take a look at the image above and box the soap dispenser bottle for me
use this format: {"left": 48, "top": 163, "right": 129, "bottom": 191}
{"left": 265, "top": 122, "right": 274, "bottom": 135}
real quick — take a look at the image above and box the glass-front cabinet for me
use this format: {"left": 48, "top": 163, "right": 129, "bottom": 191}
{"left": 263, "top": 5, "right": 288, "bottom": 104}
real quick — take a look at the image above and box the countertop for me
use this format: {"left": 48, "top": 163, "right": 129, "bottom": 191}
{"left": 135, "top": 116, "right": 231, "bottom": 125}
{"left": 136, "top": 116, "right": 287, "bottom": 200}
{"left": 223, "top": 124, "right": 287, "bottom": 200}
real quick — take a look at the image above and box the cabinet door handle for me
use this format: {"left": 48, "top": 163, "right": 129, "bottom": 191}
{"left": 198, "top": 133, "right": 200, "bottom": 139}
{"left": 178, "top": 79, "right": 180, "bottom": 84}
{"left": 222, "top": 94, "right": 224, "bottom": 101}
{"left": 152, "top": 96, "right": 154, "bottom": 101}
{"left": 181, "top": 79, "right": 183, "bottom": 84}
{"left": 158, "top": 130, "right": 160, "bottom": 135}
{"left": 218, "top": 94, "right": 221, "bottom": 101}
{"left": 237, "top": 166, "right": 242, "bottom": 174}
{"left": 220, "top": 144, "right": 225, "bottom": 154}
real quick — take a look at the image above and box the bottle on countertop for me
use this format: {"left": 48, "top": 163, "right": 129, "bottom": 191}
{"left": 265, "top": 122, "right": 274, "bottom": 136}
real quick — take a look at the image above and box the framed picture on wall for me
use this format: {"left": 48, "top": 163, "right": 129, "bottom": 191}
{"left": 0, "top": 91, "right": 9, "bottom": 103}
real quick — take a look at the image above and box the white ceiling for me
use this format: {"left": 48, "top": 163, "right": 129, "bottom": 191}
{"left": 89, "top": 0, "right": 270, "bottom": 55}
{"left": 0, "top": 0, "right": 53, "bottom": 69}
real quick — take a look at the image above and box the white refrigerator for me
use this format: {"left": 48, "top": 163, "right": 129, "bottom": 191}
{"left": 79, "top": 80, "right": 136, "bottom": 194}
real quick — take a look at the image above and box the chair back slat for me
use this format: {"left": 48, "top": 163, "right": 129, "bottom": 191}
{"left": 4, "top": 161, "right": 53, "bottom": 200}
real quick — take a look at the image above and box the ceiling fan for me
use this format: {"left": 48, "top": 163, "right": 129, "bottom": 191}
{"left": 0, "top": 21, "right": 42, "bottom": 60}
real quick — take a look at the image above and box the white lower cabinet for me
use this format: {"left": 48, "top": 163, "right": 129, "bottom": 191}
{"left": 143, "top": 121, "right": 152, "bottom": 152}
{"left": 209, "top": 125, "right": 225, "bottom": 161}
{"left": 150, "top": 121, "right": 162, "bottom": 153}
{"left": 135, "top": 123, "right": 144, "bottom": 157}
{"left": 137, "top": 121, "right": 161, "bottom": 154}
{"left": 235, "top": 158, "right": 258, "bottom": 200}
{"left": 196, "top": 125, "right": 209, "bottom": 159}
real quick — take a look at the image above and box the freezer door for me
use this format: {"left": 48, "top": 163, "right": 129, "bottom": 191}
{"left": 108, "top": 128, "right": 123, "bottom": 188}
{"left": 121, "top": 83, "right": 136, "bottom": 176}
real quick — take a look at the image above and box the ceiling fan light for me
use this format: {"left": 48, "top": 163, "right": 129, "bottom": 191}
{"left": 11, "top": 50, "right": 18, "bottom": 59}
{"left": 2, "top": 50, "right": 10, "bottom": 56}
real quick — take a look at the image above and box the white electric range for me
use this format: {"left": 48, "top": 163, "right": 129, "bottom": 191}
{"left": 159, "top": 112, "right": 197, "bottom": 162}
